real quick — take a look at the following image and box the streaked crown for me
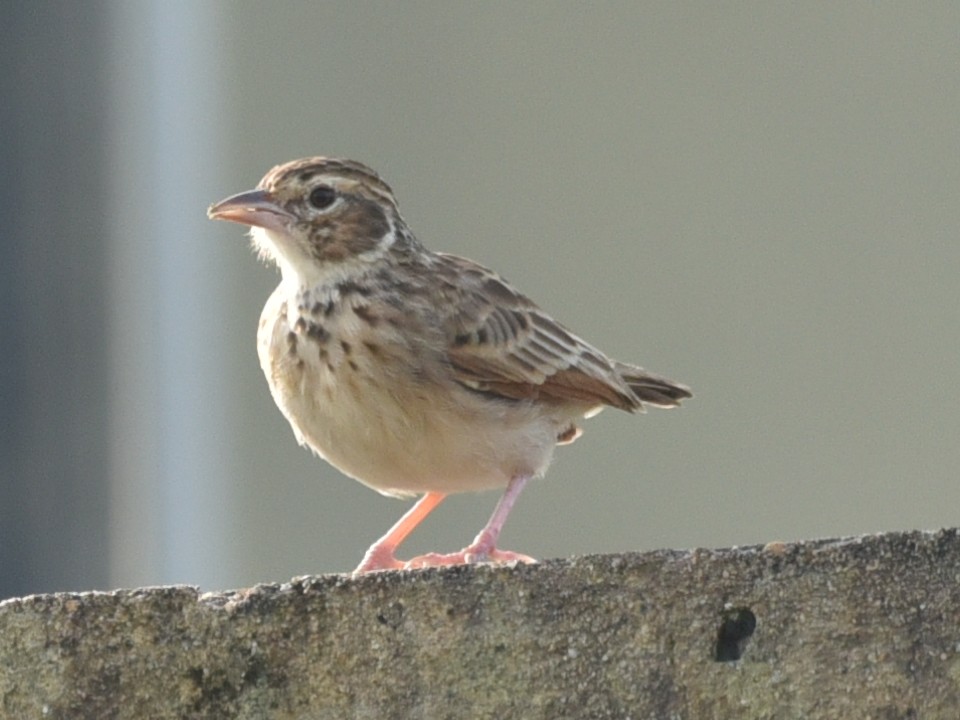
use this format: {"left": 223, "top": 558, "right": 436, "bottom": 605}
{"left": 258, "top": 157, "right": 398, "bottom": 212}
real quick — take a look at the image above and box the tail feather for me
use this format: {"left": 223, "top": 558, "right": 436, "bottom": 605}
{"left": 615, "top": 362, "right": 692, "bottom": 409}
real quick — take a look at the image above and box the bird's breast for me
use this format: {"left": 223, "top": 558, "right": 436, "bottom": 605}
{"left": 255, "top": 284, "right": 564, "bottom": 496}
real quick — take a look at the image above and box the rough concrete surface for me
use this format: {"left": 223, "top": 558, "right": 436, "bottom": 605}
{"left": 2, "top": 529, "right": 960, "bottom": 719}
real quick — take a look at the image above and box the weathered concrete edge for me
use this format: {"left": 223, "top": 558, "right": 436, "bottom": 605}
{"left": 3, "top": 528, "right": 960, "bottom": 719}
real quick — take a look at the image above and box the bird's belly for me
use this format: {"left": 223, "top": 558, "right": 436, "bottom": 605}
{"left": 276, "top": 368, "right": 558, "bottom": 496}
{"left": 258, "top": 296, "right": 560, "bottom": 496}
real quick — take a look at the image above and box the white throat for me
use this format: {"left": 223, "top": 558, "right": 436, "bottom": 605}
{"left": 251, "top": 226, "right": 392, "bottom": 297}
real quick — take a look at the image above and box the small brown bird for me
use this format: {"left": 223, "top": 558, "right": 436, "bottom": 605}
{"left": 208, "top": 157, "right": 690, "bottom": 573}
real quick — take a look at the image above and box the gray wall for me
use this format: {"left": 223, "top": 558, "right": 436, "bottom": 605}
{"left": 4, "top": 3, "right": 959, "bottom": 596}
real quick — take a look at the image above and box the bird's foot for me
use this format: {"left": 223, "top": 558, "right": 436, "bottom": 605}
{"left": 404, "top": 530, "right": 536, "bottom": 569}
{"left": 353, "top": 545, "right": 535, "bottom": 573}
{"left": 404, "top": 548, "right": 536, "bottom": 569}
{"left": 353, "top": 545, "right": 405, "bottom": 574}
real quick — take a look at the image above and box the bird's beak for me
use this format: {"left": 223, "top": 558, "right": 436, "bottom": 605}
{"left": 207, "top": 189, "right": 294, "bottom": 231}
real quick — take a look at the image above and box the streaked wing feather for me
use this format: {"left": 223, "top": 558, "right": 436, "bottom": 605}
{"left": 437, "top": 254, "right": 641, "bottom": 411}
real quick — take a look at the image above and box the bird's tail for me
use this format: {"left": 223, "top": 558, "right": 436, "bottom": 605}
{"left": 615, "top": 362, "right": 692, "bottom": 409}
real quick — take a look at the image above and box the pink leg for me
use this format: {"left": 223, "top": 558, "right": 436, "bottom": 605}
{"left": 406, "top": 475, "right": 536, "bottom": 569}
{"left": 353, "top": 492, "right": 446, "bottom": 573}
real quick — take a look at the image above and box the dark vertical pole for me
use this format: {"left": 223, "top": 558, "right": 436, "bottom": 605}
{"left": 0, "top": 3, "right": 111, "bottom": 597}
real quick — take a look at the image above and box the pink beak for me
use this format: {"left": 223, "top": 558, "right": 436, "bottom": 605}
{"left": 207, "top": 189, "right": 294, "bottom": 231}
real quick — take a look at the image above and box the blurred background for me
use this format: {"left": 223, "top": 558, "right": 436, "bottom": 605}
{"left": 3, "top": 3, "right": 958, "bottom": 598}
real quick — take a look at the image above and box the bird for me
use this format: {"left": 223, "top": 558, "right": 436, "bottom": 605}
{"left": 207, "top": 157, "right": 691, "bottom": 573}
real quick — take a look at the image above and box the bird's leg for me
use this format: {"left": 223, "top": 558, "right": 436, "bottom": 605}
{"left": 405, "top": 474, "right": 536, "bottom": 568}
{"left": 353, "top": 492, "right": 446, "bottom": 573}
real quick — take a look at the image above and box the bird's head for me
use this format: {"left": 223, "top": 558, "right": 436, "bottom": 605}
{"left": 208, "top": 157, "right": 407, "bottom": 286}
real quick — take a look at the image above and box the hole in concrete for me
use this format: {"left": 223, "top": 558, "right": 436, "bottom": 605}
{"left": 715, "top": 607, "right": 756, "bottom": 662}
{"left": 376, "top": 601, "right": 405, "bottom": 630}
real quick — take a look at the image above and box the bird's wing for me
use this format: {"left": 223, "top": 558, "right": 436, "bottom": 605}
{"left": 434, "top": 254, "right": 642, "bottom": 412}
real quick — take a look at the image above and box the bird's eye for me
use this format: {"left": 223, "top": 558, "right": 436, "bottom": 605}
{"left": 308, "top": 185, "right": 337, "bottom": 210}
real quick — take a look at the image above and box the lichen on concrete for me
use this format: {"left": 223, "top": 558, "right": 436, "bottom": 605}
{"left": 3, "top": 529, "right": 960, "bottom": 718}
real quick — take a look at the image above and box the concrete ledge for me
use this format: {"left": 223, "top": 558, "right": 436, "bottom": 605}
{"left": 3, "top": 529, "right": 960, "bottom": 718}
